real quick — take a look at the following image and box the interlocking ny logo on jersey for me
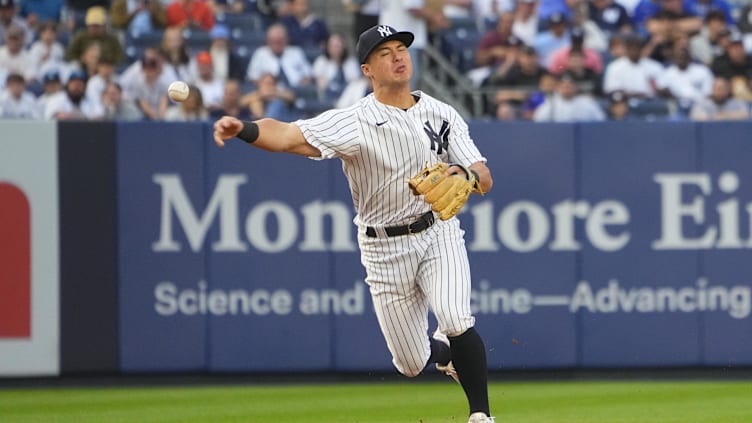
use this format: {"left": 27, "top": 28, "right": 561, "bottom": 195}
{"left": 423, "top": 120, "right": 450, "bottom": 154}
{"left": 377, "top": 26, "right": 393, "bottom": 38}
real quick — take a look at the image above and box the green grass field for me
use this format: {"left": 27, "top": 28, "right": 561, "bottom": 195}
{"left": 1, "top": 380, "right": 751, "bottom": 423}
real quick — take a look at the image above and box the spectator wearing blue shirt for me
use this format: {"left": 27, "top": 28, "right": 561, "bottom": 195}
{"left": 280, "top": 0, "right": 330, "bottom": 50}
{"left": 588, "top": 0, "right": 633, "bottom": 37}
{"left": 534, "top": 12, "right": 571, "bottom": 68}
{"left": 683, "top": 0, "right": 734, "bottom": 25}
{"left": 18, "top": 0, "right": 65, "bottom": 29}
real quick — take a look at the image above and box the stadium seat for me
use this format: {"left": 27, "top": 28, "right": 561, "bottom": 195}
{"left": 231, "top": 28, "right": 266, "bottom": 49}
{"left": 126, "top": 29, "right": 164, "bottom": 50}
{"left": 439, "top": 27, "right": 482, "bottom": 73}
{"left": 217, "top": 12, "right": 265, "bottom": 32}
{"left": 183, "top": 29, "right": 212, "bottom": 53}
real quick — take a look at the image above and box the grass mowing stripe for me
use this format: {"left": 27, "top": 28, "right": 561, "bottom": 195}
{"left": 0, "top": 381, "right": 750, "bottom": 423}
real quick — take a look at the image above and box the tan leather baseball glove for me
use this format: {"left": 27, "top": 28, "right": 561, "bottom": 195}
{"left": 408, "top": 162, "right": 482, "bottom": 220}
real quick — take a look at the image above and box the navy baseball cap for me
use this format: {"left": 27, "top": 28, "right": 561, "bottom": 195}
{"left": 356, "top": 25, "right": 414, "bottom": 64}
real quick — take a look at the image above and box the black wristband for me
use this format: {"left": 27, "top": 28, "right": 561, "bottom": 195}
{"left": 237, "top": 121, "right": 260, "bottom": 144}
{"left": 470, "top": 169, "right": 481, "bottom": 190}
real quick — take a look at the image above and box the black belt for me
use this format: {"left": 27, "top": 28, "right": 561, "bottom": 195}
{"left": 365, "top": 211, "right": 435, "bottom": 238}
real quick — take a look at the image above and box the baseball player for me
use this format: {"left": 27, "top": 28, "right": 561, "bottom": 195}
{"left": 213, "top": 24, "right": 495, "bottom": 423}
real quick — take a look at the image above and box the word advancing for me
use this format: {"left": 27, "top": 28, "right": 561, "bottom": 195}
{"left": 471, "top": 278, "right": 750, "bottom": 319}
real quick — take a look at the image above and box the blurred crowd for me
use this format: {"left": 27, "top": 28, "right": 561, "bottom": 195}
{"left": 0, "top": 0, "right": 750, "bottom": 122}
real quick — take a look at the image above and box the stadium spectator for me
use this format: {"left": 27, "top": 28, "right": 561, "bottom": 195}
{"left": 547, "top": 26, "right": 603, "bottom": 75}
{"left": 28, "top": 21, "right": 65, "bottom": 82}
{"left": 569, "top": 1, "right": 608, "bottom": 53}
{"left": 639, "top": 0, "right": 702, "bottom": 43}
{"left": 538, "top": 0, "right": 572, "bottom": 23}
{"left": 86, "top": 55, "right": 117, "bottom": 112}
{"left": 210, "top": 0, "right": 255, "bottom": 14}
{"left": 689, "top": 76, "right": 751, "bottom": 120}
{"left": 120, "top": 47, "right": 177, "bottom": 95}
{"left": 606, "top": 91, "right": 633, "bottom": 120}
{"left": 486, "top": 44, "right": 547, "bottom": 117}
{"left": 511, "top": 0, "right": 539, "bottom": 47}
{"left": 205, "top": 24, "right": 246, "bottom": 82}
{"left": 165, "top": 0, "right": 215, "bottom": 31}
{"left": 0, "top": 0, "right": 33, "bottom": 46}
{"left": 64, "top": 0, "right": 111, "bottom": 32}
{"left": 683, "top": 0, "right": 733, "bottom": 25}
{"left": 588, "top": 0, "right": 633, "bottom": 37}
{"left": 99, "top": 81, "right": 144, "bottom": 120}
{"left": 44, "top": 69, "right": 100, "bottom": 119}
{"left": 18, "top": 0, "right": 64, "bottom": 29}
{"left": 160, "top": 26, "right": 192, "bottom": 82}
{"left": 533, "top": 71, "right": 606, "bottom": 121}
{"left": 124, "top": 54, "right": 169, "bottom": 120}
{"left": 475, "top": 11, "right": 516, "bottom": 68}
{"left": 65, "top": 6, "right": 126, "bottom": 65}
{"left": 279, "top": 0, "right": 330, "bottom": 50}
{"left": 534, "top": 12, "right": 571, "bottom": 68}
{"left": 0, "top": 73, "right": 38, "bottom": 118}
{"left": 35, "top": 69, "right": 64, "bottom": 116}
{"left": 239, "top": 72, "right": 298, "bottom": 120}
{"left": 483, "top": 37, "right": 533, "bottom": 87}
{"left": 209, "top": 79, "right": 253, "bottom": 120}
{"left": 192, "top": 50, "right": 223, "bottom": 110}
{"left": 245, "top": 23, "right": 313, "bottom": 88}
{"left": 380, "top": 0, "right": 447, "bottom": 89}
{"left": 70, "top": 41, "right": 101, "bottom": 81}
{"left": 164, "top": 83, "right": 209, "bottom": 120}
{"left": 655, "top": 44, "right": 714, "bottom": 110}
{"left": 468, "top": 12, "right": 516, "bottom": 86}
{"left": 335, "top": 75, "right": 372, "bottom": 108}
{"left": 602, "top": 34, "right": 664, "bottom": 99}
{"left": 0, "top": 24, "right": 33, "bottom": 81}
{"left": 710, "top": 33, "right": 752, "bottom": 100}
{"left": 311, "top": 33, "right": 360, "bottom": 103}
{"left": 110, "top": 0, "right": 167, "bottom": 34}
{"left": 343, "top": 0, "right": 379, "bottom": 42}
{"left": 689, "top": 10, "right": 730, "bottom": 65}
{"left": 557, "top": 48, "right": 602, "bottom": 94}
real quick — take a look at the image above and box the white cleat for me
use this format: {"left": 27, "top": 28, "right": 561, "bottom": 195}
{"left": 468, "top": 411, "right": 495, "bottom": 423}
{"left": 432, "top": 330, "right": 460, "bottom": 384}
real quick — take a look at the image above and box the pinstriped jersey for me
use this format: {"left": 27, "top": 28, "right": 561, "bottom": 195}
{"left": 294, "top": 91, "right": 486, "bottom": 227}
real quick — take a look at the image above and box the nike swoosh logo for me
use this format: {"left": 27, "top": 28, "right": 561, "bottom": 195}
{"left": 376, "top": 121, "right": 388, "bottom": 126}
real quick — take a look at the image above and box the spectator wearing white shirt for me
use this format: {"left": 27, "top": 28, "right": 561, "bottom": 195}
{"left": 0, "top": 73, "right": 38, "bottom": 118}
{"left": 245, "top": 23, "right": 313, "bottom": 88}
{"left": 379, "top": 0, "right": 446, "bottom": 89}
{"left": 656, "top": 44, "right": 714, "bottom": 108}
{"left": 27, "top": 21, "right": 66, "bottom": 83}
{"left": 122, "top": 54, "right": 169, "bottom": 120}
{"left": 0, "top": 24, "right": 33, "bottom": 81}
{"left": 690, "top": 77, "right": 751, "bottom": 121}
{"left": 603, "top": 34, "right": 664, "bottom": 99}
{"left": 312, "top": 33, "right": 361, "bottom": 102}
{"left": 192, "top": 51, "right": 224, "bottom": 111}
{"left": 86, "top": 56, "right": 118, "bottom": 114}
{"left": 44, "top": 70, "right": 101, "bottom": 120}
{"left": 533, "top": 72, "right": 606, "bottom": 122}
{"left": 0, "top": 0, "right": 34, "bottom": 47}
{"left": 35, "top": 70, "right": 65, "bottom": 117}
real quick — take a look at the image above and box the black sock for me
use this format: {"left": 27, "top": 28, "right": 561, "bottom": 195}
{"left": 429, "top": 337, "right": 451, "bottom": 366}
{"left": 448, "top": 327, "right": 490, "bottom": 416}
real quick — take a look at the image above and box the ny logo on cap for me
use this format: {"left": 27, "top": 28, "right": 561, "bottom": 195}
{"left": 377, "top": 26, "right": 393, "bottom": 38}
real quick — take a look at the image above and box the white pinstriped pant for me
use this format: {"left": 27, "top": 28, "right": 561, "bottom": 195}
{"left": 358, "top": 217, "right": 475, "bottom": 377}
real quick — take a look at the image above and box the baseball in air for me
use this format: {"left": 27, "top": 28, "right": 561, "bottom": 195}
{"left": 167, "top": 81, "right": 189, "bottom": 102}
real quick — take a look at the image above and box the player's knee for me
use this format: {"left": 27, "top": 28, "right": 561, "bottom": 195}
{"left": 393, "top": 357, "right": 426, "bottom": 378}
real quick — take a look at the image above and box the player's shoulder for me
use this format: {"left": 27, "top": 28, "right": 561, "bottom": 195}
{"left": 415, "top": 91, "right": 462, "bottom": 119}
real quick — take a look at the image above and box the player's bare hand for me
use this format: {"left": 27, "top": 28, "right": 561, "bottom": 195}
{"left": 213, "top": 116, "right": 243, "bottom": 147}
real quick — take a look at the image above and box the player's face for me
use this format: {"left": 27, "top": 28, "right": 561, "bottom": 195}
{"left": 362, "top": 40, "right": 412, "bottom": 85}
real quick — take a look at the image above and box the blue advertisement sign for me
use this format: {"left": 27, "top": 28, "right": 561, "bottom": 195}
{"left": 115, "top": 121, "right": 752, "bottom": 373}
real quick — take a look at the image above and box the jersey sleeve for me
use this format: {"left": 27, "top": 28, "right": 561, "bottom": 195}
{"left": 294, "top": 107, "right": 361, "bottom": 160}
{"left": 447, "top": 110, "right": 486, "bottom": 167}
